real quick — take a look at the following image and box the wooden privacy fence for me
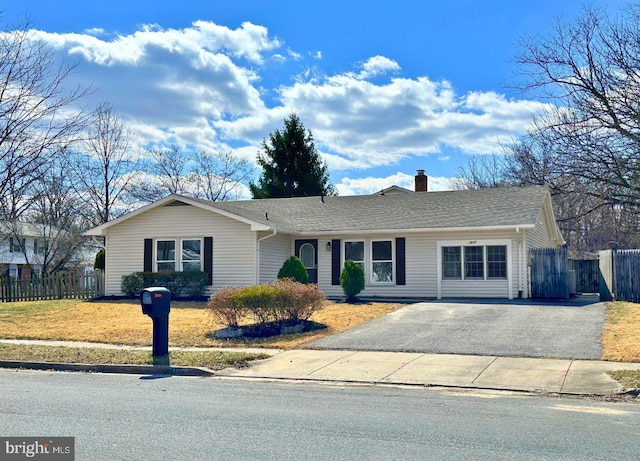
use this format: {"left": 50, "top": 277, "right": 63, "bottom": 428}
{"left": 0, "top": 271, "right": 103, "bottom": 302}
{"left": 529, "top": 246, "right": 569, "bottom": 299}
{"left": 599, "top": 249, "right": 640, "bottom": 303}
{"left": 568, "top": 259, "right": 600, "bottom": 293}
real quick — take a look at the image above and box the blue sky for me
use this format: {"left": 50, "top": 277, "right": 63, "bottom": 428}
{"left": 0, "top": 0, "right": 628, "bottom": 195}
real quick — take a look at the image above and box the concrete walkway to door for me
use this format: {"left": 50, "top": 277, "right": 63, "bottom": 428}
{"left": 309, "top": 295, "right": 604, "bottom": 360}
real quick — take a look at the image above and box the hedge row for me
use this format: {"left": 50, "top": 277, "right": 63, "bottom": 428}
{"left": 121, "top": 271, "right": 208, "bottom": 298}
{"left": 207, "top": 278, "right": 326, "bottom": 327}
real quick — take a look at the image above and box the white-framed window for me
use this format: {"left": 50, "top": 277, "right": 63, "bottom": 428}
{"left": 440, "top": 243, "right": 508, "bottom": 281}
{"left": 8, "top": 266, "right": 18, "bottom": 279}
{"left": 344, "top": 241, "right": 365, "bottom": 272}
{"left": 487, "top": 245, "right": 507, "bottom": 279}
{"left": 9, "top": 238, "right": 25, "bottom": 253}
{"left": 181, "top": 239, "right": 202, "bottom": 272}
{"left": 34, "top": 239, "right": 48, "bottom": 255}
{"left": 156, "top": 238, "right": 203, "bottom": 272}
{"left": 371, "top": 240, "right": 393, "bottom": 283}
{"left": 343, "top": 239, "right": 397, "bottom": 284}
{"left": 442, "top": 246, "right": 462, "bottom": 279}
{"left": 156, "top": 240, "right": 176, "bottom": 272}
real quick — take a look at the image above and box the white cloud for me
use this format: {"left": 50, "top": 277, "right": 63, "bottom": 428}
{"left": 22, "top": 20, "right": 548, "bottom": 192}
{"left": 335, "top": 171, "right": 452, "bottom": 195}
{"left": 358, "top": 55, "right": 401, "bottom": 79}
{"left": 287, "top": 48, "right": 302, "bottom": 60}
{"left": 83, "top": 27, "right": 105, "bottom": 36}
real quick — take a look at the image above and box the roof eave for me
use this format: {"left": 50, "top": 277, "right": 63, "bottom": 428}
{"left": 83, "top": 194, "right": 271, "bottom": 236}
{"left": 288, "top": 224, "right": 537, "bottom": 236}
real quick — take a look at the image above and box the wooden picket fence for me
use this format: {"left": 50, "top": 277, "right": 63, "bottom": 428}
{"left": 0, "top": 271, "right": 103, "bottom": 302}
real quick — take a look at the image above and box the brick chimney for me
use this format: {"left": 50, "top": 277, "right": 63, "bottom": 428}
{"left": 415, "top": 169, "right": 427, "bottom": 192}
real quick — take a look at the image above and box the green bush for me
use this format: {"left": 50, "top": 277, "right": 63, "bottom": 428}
{"left": 94, "top": 249, "right": 105, "bottom": 270}
{"left": 121, "top": 272, "right": 144, "bottom": 297}
{"left": 181, "top": 271, "right": 208, "bottom": 297}
{"left": 231, "top": 284, "right": 288, "bottom": 324}
{"left": 121, "top": 271, "right": 208, "bottom": 298}
{"left": 340, "top": 260, "right": 365, "bottom": 302}
{"left": 277, "top": 256, "right": 309, "bottom": 284}
{"left": 207, "top": 278, "right": 326, "bottom": 328}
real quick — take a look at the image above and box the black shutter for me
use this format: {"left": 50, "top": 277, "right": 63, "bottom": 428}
{"left": 204, "top": 237, "right": 213, "bottom": 285}
{"left": 331, "top": 239, "right": 341, "bottom": 285}
{"left": 396, "top": 237, "right": 406, "bottom": 286}
{"left": 143, "top": 239, "right": 153, "bottom": 272}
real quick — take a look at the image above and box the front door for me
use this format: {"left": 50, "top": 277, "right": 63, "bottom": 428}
{"left": 295, "top": 239, "right": 318, "bottom": 283}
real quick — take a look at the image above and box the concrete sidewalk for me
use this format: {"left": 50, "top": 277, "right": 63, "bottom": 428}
{"left": 2, "top": 339, "right": 639, "bottom": 395}
{"left": 216, "top": 349, "right": 640, "bottom": 395}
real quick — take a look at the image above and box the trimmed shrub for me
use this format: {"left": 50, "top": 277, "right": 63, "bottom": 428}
{"left": 181, "top": 271, "right": 208, "bottom": 297}
{"left": 207, "top": 278, "right": 326, "bottom": 328}
{"left": 340, "top": 260, "right": 365, "bottom": 302}
{"left": 277, "top": 256, "right": 309, "bottom": 284}
{"left": 231, "top": 284, "right": 288, "bottom": 324}
{"left": 120, "top": 270, "right": 209, "bottom": 298}
{"left": 94, "top": 249, "right": 105, "bottom": 270}
{"left": 208, "top": 286, "right": 245, "bottom": 327}
{"left": 121, "top": 272, "right": 144, "bottom": 297}
{"left": 272, "top": 278, "right": 325, "bottom": 321}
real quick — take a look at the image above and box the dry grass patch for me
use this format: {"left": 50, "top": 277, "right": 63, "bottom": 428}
{"left": 0, "top": 344, "right": 268, "bottom": 369}
{"left": 608, "top": 370, "right": 640, "bottom": 389}
{"left": 0, "top": 299, "right": 404, "bottom": 349}
{"left": 602, "top": 301, "right": 640, "bottom": 362}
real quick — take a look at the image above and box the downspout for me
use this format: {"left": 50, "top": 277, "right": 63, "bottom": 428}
{"left": 522, "top": 229, "right": 529, "bottom": 298}
{"left": 255, "top": 229, "right": 277, "bottom": 284}
{"left": 516, "top": 227, "right": 523, "bottom": 298}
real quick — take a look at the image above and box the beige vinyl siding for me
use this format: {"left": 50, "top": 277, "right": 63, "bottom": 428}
{"left": 526, "top": 206, "right": 557, "bottom": 249}
{"left": 258, "top": 232, "right": 292, "bottom": 284}
{"left": 315, "top": 230, "right": 523, "bottom": 300}
{"left": 440, "top": 280, "right": 510, "bottom": 298}
{"left": 314, "top": 231, "right": 513, "bottom": 299}
{"left": 104, "top": 203, "right": 256, "bottom": 295}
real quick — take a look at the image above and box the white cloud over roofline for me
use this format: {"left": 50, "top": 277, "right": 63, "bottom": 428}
{"left": 21, "top": 20, "right": 550, "bottom": 186}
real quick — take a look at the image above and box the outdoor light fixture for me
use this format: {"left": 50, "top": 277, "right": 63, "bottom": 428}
{"left": 326, "top": 241, "right": 331, "bottom": 252}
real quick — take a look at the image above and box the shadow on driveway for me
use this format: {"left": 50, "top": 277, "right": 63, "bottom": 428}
{"left": 309, "top": 295, "right": 605, "bottom": 360}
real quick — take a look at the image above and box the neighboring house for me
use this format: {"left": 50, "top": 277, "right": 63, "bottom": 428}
{"left": 86, "top": 171, "right": 565, "bottom": 299}
{"left": 0, "top": 222, "right": 95, "bottom": 280}
{"left": 0, "top": 223, "right": 50, "bottom": 279}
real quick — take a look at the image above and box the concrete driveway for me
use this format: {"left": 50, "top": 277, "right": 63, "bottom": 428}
{"left": 309, "top": 295, "right": 605, "bottom": 359}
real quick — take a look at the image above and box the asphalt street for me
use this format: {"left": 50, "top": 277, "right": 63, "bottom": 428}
{"left": 310, "top": 296, "right": 605, "bottom": 359}
{"left": 1, "top": 370, "right": 640, "bottom": 460}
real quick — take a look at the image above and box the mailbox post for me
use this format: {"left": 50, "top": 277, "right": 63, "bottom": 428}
{"left": 141, "top": 287, "right": 171, "bottom": 364}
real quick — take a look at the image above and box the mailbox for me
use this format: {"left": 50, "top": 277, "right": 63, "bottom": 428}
{"left": 140, "top": 287, "right": 171, "bottom": 362}
{"left": 141, "top": 287, "right": 171, "bottom": 317}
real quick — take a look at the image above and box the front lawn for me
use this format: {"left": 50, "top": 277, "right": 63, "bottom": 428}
{"left": 601, "top": 301, "right": 640, "bottom": 362}
{"left": 0, "top": 298, "right": 404, "bottom": 349}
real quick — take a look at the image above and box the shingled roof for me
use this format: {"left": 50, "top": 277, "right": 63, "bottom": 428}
{"left": 198, "top": 185, "right": 551, "bottom": 234}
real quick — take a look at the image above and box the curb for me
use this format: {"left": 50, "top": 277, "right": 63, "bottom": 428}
{"left": 0, "top": 360, "right": 214, "bottom": 377}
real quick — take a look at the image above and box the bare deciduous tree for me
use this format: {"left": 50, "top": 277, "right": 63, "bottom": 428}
{"left": 4, "top": 156, "right": 89, "bottom": 276}
{"left": 70, "top": 102, "right": 135, "bottom": 226}
{"left": 129, "top": 146, "right": 253, "bottom": 203}
{"left": 0, "top": 15, "right": 90, "bottom": 222}
{"left": 514, "top": 3, "right": 640, "bottom": 207}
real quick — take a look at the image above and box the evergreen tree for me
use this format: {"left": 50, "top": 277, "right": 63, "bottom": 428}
{"left": 250, "top": 114, "right": 335, "bottom": 198}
